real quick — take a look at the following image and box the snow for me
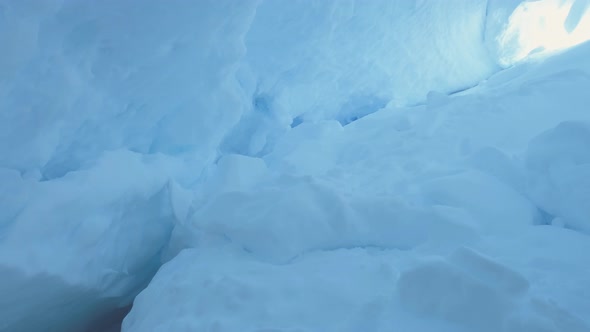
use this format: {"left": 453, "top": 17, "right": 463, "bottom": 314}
{"left": 181, "top": 174, "right": 475, "bottom": 263}
{"left": 1, "top": 0, "right": 590, "bottom": 331}
{"left": 525, "top": 121, "right": 590, "bottom": 232}
{"left": 123, "top": 248, "right": 402, "bottom": 332}
{"left": 398, "top": 247, "right": 589, "bottom": 332}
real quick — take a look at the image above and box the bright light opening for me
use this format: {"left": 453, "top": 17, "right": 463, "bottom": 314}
{"left": 497, "top": 0, "right": 590, "bottom": 66}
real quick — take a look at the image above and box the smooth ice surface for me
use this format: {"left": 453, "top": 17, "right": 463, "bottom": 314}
{"left": 1, "top": 0, "right": 590, "bottom": 331}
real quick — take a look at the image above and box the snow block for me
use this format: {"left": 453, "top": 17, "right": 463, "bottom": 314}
{"left": 123, "top": 248, "right": 397, "bottom": 332}
{"left": 449, "top": 247, "right": 529, "bottom": 296}
{"left": 185, "top": 175, "right": 475, "bottom": 263}
{"left": 525, "top": 121, "right": 590, "bottom": 233}
{"left": 420, "top": 170, "right": 538, "bottom": 232}
{"left": 398, "top": 258, "right": 516, "bottom": 331}
{"left": 202, "top": 154, "right": 269, "bottom": 195}
{"left": 398, "top": 247, "right": 589, "bottom": 332}
{"left": 467, "top": 146, "right": 525, "bottom": 192}
{"left": 0, "top": 150, "right": 180, "bottom": 331}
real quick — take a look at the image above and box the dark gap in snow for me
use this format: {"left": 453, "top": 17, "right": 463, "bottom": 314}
{"left": 0, "top": 266, "right": 135, "bottom": 332}
{"left": 447, "top": 86, "right": 470, "bottom": 96}
{"left": 290, "top": 114, "right": 304, "bottom": 128}
{"left": 447, "top": 82, "right": 482, "bottom": 96}
{"left": 482, "top": 0, "right": 490, "bottom": 41}
{"left": 85, "top": 304, "right": 132, "bottom": 332}
{"left": 217, "top": 92, "right": 279, "bottom": 158}
{"left": 337, "top": 95, "right": 388, "bottom": 126}
{"left": 410, "top": 80, "right": 493, "bottom": 109}
{"left": 252, "top": 93, "right": 273, "bottom": 115}
{"left": 284, "top": 244, "right": 414, "bottom": 265}
{"left": 40, "top": 159, "right": 83, "bottom": 181}
{"left": 534, "top": 208, "right": 554, "bottom": 225}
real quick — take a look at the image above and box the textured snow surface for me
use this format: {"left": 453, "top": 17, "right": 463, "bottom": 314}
{"left": 1, "top": 0, "right": 590, "bottom": 331}
{"left": 125, "top": 41, "right": 590, "bottom": 331}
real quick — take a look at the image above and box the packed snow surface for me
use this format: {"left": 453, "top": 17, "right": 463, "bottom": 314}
{"left": 1, "top": 0, "right": 590, "bottom": 331}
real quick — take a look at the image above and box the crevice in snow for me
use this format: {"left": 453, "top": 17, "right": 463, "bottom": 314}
{"left": 282, "top": 244, "right": 412, "bottom": 265}
{"left": 290, "top": 114, "right": 304, "bottom": 128}
{"left": 336, "top": 95, "right": 389, "bottom": 126}
{"left": 533, "top": 208, "right": 555, "bottom": 226}
{"left": 85, "top": 304, "right": 131, "bottom": 332}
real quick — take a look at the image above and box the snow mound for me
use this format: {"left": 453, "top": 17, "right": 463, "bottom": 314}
{"left": 179, "top": 175, "right": 475, "bottom": 263}
{"left": 123, "top": 248, "right": 401, "bottom": 332}
{"left": 398, "top": 247, "right": 589, "bottom": 332}
{"left": 419, "top": 170, "right": 538, "bottom": 232}
{"left": 525, "top": 121, "right": 590, "bottom": 233}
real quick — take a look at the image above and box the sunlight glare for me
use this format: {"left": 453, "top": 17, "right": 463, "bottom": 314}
{"left": 498, "top": 0, "right": 590, "bottom": 66}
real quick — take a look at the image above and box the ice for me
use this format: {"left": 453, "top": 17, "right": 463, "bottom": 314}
{"left": 2, "top": 0, "right": 590, "bottom": 331}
